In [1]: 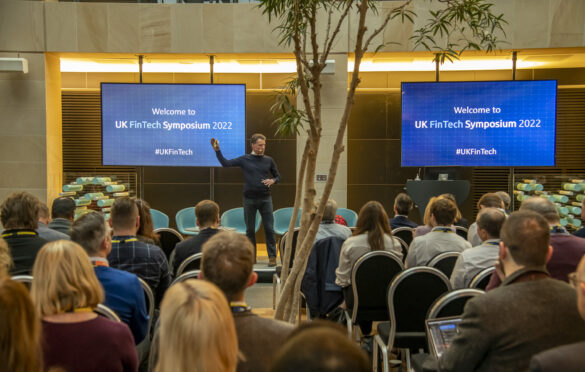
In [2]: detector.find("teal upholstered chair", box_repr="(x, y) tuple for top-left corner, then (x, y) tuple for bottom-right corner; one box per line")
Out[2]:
(150, 208), (169, 230)
(175, 207), (197, 236)
(337, 207), (358, 227)
(273, 207), (301, 236)
(220, 207), (261, 234)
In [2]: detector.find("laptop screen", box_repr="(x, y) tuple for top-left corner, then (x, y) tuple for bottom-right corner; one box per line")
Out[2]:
(426, 316), (462, 358)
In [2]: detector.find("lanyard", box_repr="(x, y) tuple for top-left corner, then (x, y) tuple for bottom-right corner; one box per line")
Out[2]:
(111, 238), (138, 243)
(92, 260), (109, 267)
(485, 241), (500, 246)
(230, 301), (251, 313)
(2, 231), (37, 238)
(67, 307), (93, 314)
(432, 227), (454, 233)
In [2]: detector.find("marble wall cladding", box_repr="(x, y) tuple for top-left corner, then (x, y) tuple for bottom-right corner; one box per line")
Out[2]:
(0, 1), (44, 52)
(77, 4), (108, 52)
(550, 0), (585, 47)
(45, 2), (77, 52)
(140, 5), (172, 53)
(171, 5), (203, 53)
(108, 4), (141, 53)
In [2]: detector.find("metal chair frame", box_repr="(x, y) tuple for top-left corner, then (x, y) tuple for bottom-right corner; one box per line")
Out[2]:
(137, 277), (155, 339)
(469, 266), (496, 289)
(11, 275), (33, 289)
(176, 253), (203, 277)
(170, 270), (200, 287)
(95, 304), (121, 322)
(427, 251), (462, 278)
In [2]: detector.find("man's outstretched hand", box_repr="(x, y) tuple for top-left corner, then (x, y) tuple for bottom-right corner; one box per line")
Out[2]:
(210, 138), (220, 152)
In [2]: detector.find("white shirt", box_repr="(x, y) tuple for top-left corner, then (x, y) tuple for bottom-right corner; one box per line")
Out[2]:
(406, 226), (472, 268)
(450, 238), (500, 289)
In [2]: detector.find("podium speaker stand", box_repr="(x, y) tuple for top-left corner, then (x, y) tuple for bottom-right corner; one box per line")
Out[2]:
(406, 180), (470, 221)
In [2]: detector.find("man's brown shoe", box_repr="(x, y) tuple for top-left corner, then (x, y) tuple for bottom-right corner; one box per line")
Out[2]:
(268, 256), (277, 267)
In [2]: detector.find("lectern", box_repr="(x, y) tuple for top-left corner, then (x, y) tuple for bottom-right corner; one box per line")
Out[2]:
(406, 180), (470, 221)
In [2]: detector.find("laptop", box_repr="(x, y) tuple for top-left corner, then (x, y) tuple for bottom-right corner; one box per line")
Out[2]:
(426, 316), (463, 358)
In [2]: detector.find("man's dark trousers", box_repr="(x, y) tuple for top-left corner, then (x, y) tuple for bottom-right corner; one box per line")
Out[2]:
(244, 196), (276, 258)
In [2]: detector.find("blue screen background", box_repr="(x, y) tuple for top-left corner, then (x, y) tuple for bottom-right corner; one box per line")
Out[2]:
(401, 81), (557, 166)
(102, 83), (246, 167)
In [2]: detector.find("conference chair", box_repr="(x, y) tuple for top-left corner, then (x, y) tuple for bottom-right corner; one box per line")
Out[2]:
(220, 207), (261, 234)
(470, 266), (496, 290)
(95, 304), (121, 322)
(175, 207), (197, 236)
(373, 267), (451, 372)
(11, 275), (33, 290)
(273, 207), (301, 236)
(454, 225), (469, 240)
(392, 227), (415, 247)
(137, 278), (155, 339)
(392, 236), (409, 262)
(153, 228), (183, 263)
(176, 253), (203, 277)
(170, 270), (200, 287)
(150, 208), (169, 230)
(428, 251), (462, 278)
(337, 208), (358, 227)
(426, 288), (484, 320)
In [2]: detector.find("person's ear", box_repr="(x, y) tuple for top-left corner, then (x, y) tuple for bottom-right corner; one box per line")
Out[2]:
(135, 214), (140, 230)
(247, 272), (258, 288)
(198, 271), (204, 280)
(108, 217), (113, 228)
(545, 245), (554, 263)
(580, 282), (585, 299)
(499, 241), (507, 260)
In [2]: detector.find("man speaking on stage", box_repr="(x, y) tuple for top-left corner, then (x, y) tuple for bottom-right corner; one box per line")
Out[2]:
(211, 134), (280, 267)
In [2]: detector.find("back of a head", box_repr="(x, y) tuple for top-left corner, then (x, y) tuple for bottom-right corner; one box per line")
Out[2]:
(0, 238), (12, 279)
(394, 193), (413, 216)
(38, 202), (50, 221)
(500, 210), (550, 267)
(135, 199), (157, 241)
(110, 197), (139, 231)
(195, 200), (220, 226)
(51, 197), (75, 220)
(495, 191), (511, 209)
(355, 201), (391, 251)
(71, 212), (108, 256)
(0, 279), (42, 372)
(519, 196), (560, 224)
(423, 196), (439, 226)
(156, 279), (238, 372)
(476, 208), (506, 239)
(201, 231), (254, 302)
(270, 324), (370, 372)
(431, 198), (457, 226)
(477, 193), (504, 209)
(1, 192), (40, 230)
(31, 240), (104, 316)
(323, 198), (338, 221)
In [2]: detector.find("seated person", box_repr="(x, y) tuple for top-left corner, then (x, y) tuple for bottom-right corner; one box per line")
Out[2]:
(467, 193), (504, 247)
(71, 211), (149, 344)
(1, 192), (47, 275)
(37, 201), (70, 242)
(173, 200), (221, 274)
(439, 211), (585, 372)
(32, 240), (137, 372)
(48, 196), (76, 236)
(496, 190), (511, 215)
(441, 193), (469, 229)
(314, 198), (352, 243)
(450, 208), (505, 289)
(135, 199), (159, 245)
(0, 238), (12, 279)
(414, 196), (439, 238)
(406, 198), (471, 267)
(389, 193), (417, 230)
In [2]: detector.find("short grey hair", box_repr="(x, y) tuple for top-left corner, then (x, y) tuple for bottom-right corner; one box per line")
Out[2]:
(519, 196), (559, 224)
(495, 191), (511, 209)
(323, 199), (338, 221)
(71, 212), (109, 256)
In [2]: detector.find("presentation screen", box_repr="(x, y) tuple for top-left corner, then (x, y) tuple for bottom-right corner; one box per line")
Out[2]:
(401, 80), (557, 167)
(101, 83), (246, 167)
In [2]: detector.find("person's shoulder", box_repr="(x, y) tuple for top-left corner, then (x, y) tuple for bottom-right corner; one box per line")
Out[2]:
(99, 265), (140, 283)
(235, 312), (295, 333)
(530, 341), (585, 372)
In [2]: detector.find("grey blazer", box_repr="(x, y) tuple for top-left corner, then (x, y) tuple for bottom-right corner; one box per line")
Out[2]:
(530, 341), (585, 372)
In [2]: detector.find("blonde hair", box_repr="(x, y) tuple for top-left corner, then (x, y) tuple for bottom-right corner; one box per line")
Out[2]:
(155, 280), (238, 372)
(31, 240), (104, 316)
(423, 196), (439, 226)
(0, 238), (12, 279)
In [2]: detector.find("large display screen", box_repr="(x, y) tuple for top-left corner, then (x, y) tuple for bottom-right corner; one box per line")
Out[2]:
(401, 80), (557, 167)
(101, 83), (246, 166)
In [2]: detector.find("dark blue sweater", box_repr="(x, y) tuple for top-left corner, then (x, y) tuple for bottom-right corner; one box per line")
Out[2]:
(216, 150), (280, 199)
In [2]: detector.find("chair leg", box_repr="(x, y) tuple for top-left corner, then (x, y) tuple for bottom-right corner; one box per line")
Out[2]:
(272, 274), (280, 310)
(344, 311), (353, 339)
(374, 335), (389, 372)
(405, 348), (411, 372)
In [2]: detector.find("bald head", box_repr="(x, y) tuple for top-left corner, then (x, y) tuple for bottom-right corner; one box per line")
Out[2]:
(476, 208), (506, 239)
(519, 197), (560, 225)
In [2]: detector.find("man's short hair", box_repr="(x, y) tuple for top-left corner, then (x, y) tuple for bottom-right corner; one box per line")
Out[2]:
(430, 198), (457, 226)
(323, 199), (338, 221)
(1, 192), (40, 230)
(476, 208), (506, 239)
(110, 197), (138, 231)
(519, 196), (560, 224)
(250, 133), (266, 144)
(51, 197), (75, 220)
(500, 210), (550, 267)
(394, 193), (414, 215)
(195, 200), (220, 226)
(478, 193), (504, 209)
(495, 191), (511, 209)
(38, 202), (50, 220)
(201, 231), (254, 302)
(71, 212), (108, 256)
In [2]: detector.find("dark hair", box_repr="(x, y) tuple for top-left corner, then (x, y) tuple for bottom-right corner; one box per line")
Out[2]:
(500, 211), (550, 267)
(495, 191), (511, 209)
(250, 133), (266, 144)
(1, 192), (40, 230)
(430, 198), (457, 226)
(111, 197), (138, 231)
(51, 197), (76, 220)
(519, 196), (560, 223)
(195, 200), (220, 227)
(477, 193), (504, 209)
(201, 231), (255, 302)
(476, 208), (506, 239)
(135, 199), (159, 243)
(394, 193), (413, 215)
(71, 212), (108, 256)
(38, 202), (50, 220)
(354, 201), (392, 251)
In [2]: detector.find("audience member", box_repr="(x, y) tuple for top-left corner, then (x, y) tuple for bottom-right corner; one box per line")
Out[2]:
(200, 231), (294, 372)
(467, 193), (505, 246)
(0, 192), (47, 275)
(32, 240), (137, 372)
(439, 211), (585, 372)
(496, 190), (511, 214)
(174, 199), (221, 273)
(107, 197), (171, 306)
(414, 196), (439, 237)
(36, 201), (70, 242)
(573, 197), (585, 238)
(135, 198), (159, 245)
(450, 208), (506, 288)
(0, 279), (43, 372)
(389, 193), (418, 230)
(48, 196), (75, 235)
(155, 279), (238, 372)
(314, 198), (352, 242)
(406, 198), (471, 268)
(71, 211), (149, 344)
(270, 321), (370, 372)
(0, 237), (12, 279)
(441, 193), (469, 229)
(530, 255), (585, 371)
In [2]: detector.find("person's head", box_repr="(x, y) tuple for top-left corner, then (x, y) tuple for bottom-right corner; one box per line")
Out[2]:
(423, 196), (439, 227)
(51, 197), (76, 221)
(477, 193), (504, 210)
(519, 196), (560, 225)
(31, 240), (104, 316)
(250, 133), (266, 155)
(394, 193), (413, 216)
(354, 201), (392, 252)
(135, 199), (158, 242)
(573, 256), (585, 321)
(323, 198), (338, 221)
(0, 280), (42, 372)
(0, 238), (13, 279)
(1, 192), (41, 230)
(495, 191), (511, 210)
(200, 231), (256, 302)
(71, 212), (110, 257)
(270, 321), (370, 372)
(499, 211), (552, 274)
(37, 202), (51, 225)
(430, 198), (457, 227)
(110, 197), (139, 234)
(156, 279), (238, 372)
(195, 200), (220, 229)
(439, 193), (462, 223)
(476, 208), (506, 241)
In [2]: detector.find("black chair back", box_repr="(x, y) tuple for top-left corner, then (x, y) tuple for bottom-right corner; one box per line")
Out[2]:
(454, 225), (468, 240)
(392, 227), (414, 247)
(154, 228), (183, 261)
(428, 251), (461, 278)
(427, 288), (484, 319)
(392, 236), (409, 262)
(470, 266), (496, 290)
(278, 227), (300, 269)
(176, 253), (202, 276)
